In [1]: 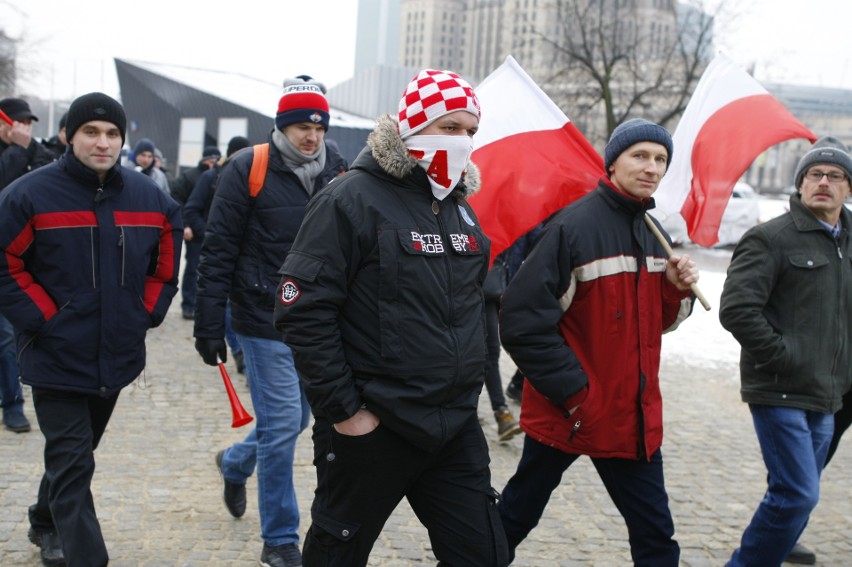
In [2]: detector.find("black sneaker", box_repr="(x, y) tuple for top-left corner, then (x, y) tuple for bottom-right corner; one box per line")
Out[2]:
(260, 542), (302, 567)
(28, 527), (66, 566)
(181, 308), (195, 320)
(4, 410), (31, 433)
(785, 542), (816, 565)
(215, 450), (246, 518)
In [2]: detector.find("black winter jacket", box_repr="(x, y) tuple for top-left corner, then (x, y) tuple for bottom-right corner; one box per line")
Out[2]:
(0, 138), (55, 189)
(273, 115), (490, 452)
(720, 193), (852, 413)
(0, 152), (182, 395)
(194, 133), (347, 341)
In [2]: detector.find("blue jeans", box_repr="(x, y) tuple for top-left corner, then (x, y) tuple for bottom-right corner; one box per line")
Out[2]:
(219, 334), (311, 546)
(727, 405), (834, 567)
(180, 239), (201, 312)
(0, 313), (23, 413)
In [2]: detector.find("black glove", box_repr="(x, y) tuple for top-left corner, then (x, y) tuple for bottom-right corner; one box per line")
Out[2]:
(195, 338), (227, 366)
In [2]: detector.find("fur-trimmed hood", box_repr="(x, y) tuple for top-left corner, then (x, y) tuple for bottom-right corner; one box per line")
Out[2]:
(366, 114), (481, 198)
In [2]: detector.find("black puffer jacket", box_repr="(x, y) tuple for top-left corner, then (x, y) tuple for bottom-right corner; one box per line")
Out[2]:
(194, 132), (347, 341)
(273, 115), (490, 452)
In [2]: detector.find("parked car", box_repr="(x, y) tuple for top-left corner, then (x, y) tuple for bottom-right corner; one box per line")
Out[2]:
(656, 182), (761, 247)
(716, 182), (761, 246)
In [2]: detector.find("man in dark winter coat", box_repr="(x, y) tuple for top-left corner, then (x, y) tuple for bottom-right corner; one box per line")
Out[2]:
(184, 136), (251, 371)
(194, 77), (347, 567)
(0, 97), (55, 189)
(171, 145), (221, 319)
(0, 97), (55, 435)
(720, 136), (852, 567)
(0, 92), (182, 567)
(497, 119), (698, 566)
(274, 69), (508, 567)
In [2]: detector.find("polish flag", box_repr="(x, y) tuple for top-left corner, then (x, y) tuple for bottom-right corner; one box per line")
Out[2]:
(469, 56), (604, 262)
(653, 52), (816, 247)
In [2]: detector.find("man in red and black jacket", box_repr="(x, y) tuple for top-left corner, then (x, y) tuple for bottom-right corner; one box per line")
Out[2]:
(0, 92), (182, 567)
(498, 119), (699, 566)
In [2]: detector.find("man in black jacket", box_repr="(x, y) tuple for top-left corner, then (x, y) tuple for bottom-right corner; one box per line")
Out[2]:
(274, 69), (507, 567)
(0, 97), (55, 436)
(171, 145), (221, 319)
(194, 77), (346, 567)
(720, 136), (852, 567)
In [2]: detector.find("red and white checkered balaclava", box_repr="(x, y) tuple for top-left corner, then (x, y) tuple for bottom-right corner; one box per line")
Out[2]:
(397, 70), (480, 139)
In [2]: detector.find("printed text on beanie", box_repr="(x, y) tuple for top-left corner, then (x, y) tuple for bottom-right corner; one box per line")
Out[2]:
(275, 84), (330, 131)
(398, 70), (480, 139)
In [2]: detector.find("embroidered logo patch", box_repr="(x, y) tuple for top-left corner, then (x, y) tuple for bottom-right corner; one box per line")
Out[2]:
(309, 112), (323, 124)
(411, 231), (445, 254)
(278, 279), (301, 304)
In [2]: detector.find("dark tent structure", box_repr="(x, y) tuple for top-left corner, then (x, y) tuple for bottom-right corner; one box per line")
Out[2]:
(114, 59), (374, 176)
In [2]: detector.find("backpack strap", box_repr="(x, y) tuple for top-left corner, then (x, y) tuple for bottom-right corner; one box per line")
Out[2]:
(248, 143), (270, 198)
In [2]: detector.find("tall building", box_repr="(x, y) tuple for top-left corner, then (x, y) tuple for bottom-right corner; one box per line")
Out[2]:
(399, 0), (467, 70)
(355, 0), (402, 74)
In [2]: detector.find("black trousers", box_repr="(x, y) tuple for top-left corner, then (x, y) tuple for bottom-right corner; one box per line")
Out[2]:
(499, 435), (680, 566)
(303, 415), (508, 566)
(29, 387), (119, 567)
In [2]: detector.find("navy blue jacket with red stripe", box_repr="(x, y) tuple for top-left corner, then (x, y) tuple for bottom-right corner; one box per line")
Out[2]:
(0, 151), (182, 396)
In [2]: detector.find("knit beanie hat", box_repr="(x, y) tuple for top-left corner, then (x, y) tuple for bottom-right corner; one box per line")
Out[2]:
(226, 136), (251, 157)
(58, 112), (67, 130)
(398, 69), (480, 139)
(65, 92), (127, 143)
(275, 78), (330, 132)
(793, 136), (852, 189)
(604, 118), (673, 171)
(134, 138), (155, 156)
(201, 145), (221, 161)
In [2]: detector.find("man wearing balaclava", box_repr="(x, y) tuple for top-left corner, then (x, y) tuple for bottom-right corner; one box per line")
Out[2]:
(273, 69), (507, 566)
(194, 76), (347, 567)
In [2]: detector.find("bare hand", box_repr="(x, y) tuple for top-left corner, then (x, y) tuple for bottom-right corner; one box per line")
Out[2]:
(333, 408), (379, 436)
(183, 227), (194, 241)
(666, 254), (699, 291)
(9, 121), (32, 148)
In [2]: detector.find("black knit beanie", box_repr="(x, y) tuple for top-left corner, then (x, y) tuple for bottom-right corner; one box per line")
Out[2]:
(65, 92), (127, 143)
(793, 136), (852, 189)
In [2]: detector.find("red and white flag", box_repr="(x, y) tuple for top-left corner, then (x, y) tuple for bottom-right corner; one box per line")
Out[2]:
(469, 56), (604, 263)
(654, 52), (816, 247)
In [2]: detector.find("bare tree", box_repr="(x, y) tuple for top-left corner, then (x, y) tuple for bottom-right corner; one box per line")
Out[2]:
(530, 0), (721, 146)
(0, 29), (17, 98)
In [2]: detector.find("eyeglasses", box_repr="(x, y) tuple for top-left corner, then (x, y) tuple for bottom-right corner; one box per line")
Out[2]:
(805, 169), (848, 183)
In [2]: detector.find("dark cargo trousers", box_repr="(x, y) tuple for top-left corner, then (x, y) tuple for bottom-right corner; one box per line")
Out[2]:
(302, 415), (509, 566)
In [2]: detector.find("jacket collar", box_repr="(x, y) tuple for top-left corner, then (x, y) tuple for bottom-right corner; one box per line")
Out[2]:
(62, 149), (123, 191)
(597, 178), (654, 215)
(789, 192), (852, 235)
(362, 114), (481, 198)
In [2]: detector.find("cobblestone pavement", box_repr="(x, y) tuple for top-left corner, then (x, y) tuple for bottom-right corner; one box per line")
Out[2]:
(1, 248), (851, 566)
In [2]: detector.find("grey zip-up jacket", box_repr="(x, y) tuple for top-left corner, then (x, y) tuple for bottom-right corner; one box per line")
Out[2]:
(720, 193), (852, 413)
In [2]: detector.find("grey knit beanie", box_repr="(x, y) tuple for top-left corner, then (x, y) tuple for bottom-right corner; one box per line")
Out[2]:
(793, 136), (852, 189)
(604, 118), (673, 172)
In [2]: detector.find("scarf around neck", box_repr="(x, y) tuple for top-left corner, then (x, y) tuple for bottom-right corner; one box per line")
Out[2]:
(272, 128), (327, 194)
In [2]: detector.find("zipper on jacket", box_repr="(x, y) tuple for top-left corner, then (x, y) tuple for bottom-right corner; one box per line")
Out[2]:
(17, 300), (71, 364)
(90, 227), (96, 288)
(118, 227), (126, 286)
(568, 419), (581, 441)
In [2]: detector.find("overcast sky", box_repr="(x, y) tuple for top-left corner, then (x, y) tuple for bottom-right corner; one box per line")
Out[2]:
(2, 0), (851, 107)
